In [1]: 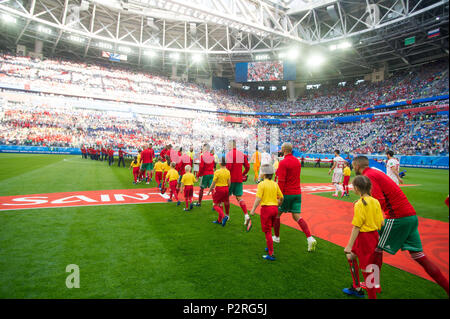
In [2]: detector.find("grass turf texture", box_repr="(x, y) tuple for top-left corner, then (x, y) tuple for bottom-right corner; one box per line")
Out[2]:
(0, 154), (448, 298)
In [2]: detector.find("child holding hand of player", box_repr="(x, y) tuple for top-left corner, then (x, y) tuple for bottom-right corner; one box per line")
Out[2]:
(129, 156), (141, 184)
(153, 156), (164, 190)
(180, 165), (197, 212)
(249, 164), (284, 261)
(342, 162), (351, 197)
(207, 157), (231, 226)
(343, 175), (384, 299)
(166, 162), (180, 205)
(160, 156), (171, 194)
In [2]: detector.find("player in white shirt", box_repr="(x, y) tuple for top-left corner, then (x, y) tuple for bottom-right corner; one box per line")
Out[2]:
(386, 150), (403, 185)
(328, 150), (346, 197)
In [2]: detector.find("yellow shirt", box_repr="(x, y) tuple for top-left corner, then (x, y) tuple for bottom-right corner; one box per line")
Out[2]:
(181, 172), (196, 186)
(136, 154), (142, 165)
(162, 162), (170, 172)
(130, 161), (140, 168)
(154, 161), (164, 172)
(166, 168), (179, 182)
(213, 168), (231, 187)
(256, 179), (283, 206)
(188, 151), (195, 161)
(344, 166), (351, 176)
(352, 196), (384, 232)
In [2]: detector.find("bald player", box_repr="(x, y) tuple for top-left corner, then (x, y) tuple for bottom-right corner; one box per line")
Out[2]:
(353, 156), (448, 296)
(274, 142), (317, 252)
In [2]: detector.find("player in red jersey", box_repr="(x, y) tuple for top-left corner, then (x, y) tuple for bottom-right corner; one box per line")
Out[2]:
(274, 142), (317, 251)
(353, 156), (449, 296)
(140, 144), (155, 184)
(118, 148), (127, 167)
(225, 140), (250, 225)
(80, 146), (86, 159)
(195, 144), (216, 207)
(108, 147), (114, 166)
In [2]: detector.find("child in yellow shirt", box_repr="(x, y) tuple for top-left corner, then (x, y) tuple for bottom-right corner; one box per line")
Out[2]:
(180, 165), (197, 212)
(129, 156), (141, 184)
(165, 162), (180, 204)
(343, 175), (384, 299)
(249, 164), (284, 261)
(342, 161), (351, 197)
(153, 156), (164, 190)
(207, 157), (231, 226)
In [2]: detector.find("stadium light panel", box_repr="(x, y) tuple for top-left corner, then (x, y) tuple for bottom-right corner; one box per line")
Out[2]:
(255, 54), (269, 61)
(287, 48), (299, 60)
(307, 54), (325, 68)
(118, 46), (132, 53)
(38, 25), (52, 35)
(68, 35), (85, 43)
(329, 44), (337, 51)
(98, 42), (112, 50)
(338, 41), (352, 49)
(169, 52), (180, 61)
(2, 13), (17, 24)
(144, 50), (156, 57)
(192, 54), (202, 63)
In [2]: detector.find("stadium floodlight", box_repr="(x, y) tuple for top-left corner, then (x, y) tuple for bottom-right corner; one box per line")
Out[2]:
(98, 42), (112, 50)
(118, 46), (132, 53)
(255, 54), (269, 61)
(287, 48), (299, 60)
(192, 54), (202, 63)
(169, 52), (180, 61)
(307, 54), (325, 68)
(1, 13), (17, 24)
(38, 25), (52, 35)
(329, 44), (337, 51)
(144, 50), (156, 57)
(68, 35), (85, 43)
(337, 41), (352, 49)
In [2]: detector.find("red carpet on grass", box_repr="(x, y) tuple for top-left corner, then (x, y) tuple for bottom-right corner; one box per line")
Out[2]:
(0, 183), (448, 282)
(237, 184), (449, 283)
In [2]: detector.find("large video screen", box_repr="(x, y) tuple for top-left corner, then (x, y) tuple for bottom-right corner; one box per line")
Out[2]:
(235, 61), (296, 82)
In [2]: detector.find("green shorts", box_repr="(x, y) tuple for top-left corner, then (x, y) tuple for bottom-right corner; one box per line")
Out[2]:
(200, 174), (214, 189)
(229, 182), (243, 197)
(141, 163), (153, 171)
(279, 194), (302, 214)
(378, 215), (423, 255)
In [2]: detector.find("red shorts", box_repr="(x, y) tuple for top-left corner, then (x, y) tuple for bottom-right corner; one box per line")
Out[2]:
(155, 171), (162, 181)
(213, 186), (229, 204)
(260, 206), (278, 233)
(184, 185), (193, 198)
(343, 176), (350, 185)
(352, 231), (379, 270)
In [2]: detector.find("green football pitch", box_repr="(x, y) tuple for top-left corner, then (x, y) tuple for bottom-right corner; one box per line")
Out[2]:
(0, 154), (448, 299)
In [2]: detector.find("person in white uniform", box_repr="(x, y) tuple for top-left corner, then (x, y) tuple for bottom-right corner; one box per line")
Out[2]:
(328, 149), (346, 197)
(386, 150), (403, 185)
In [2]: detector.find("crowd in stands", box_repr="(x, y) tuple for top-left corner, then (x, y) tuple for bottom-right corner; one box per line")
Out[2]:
(0, 54), (448, 114)
(280, 113), (449, 156)
(0, 53), (448, 156)
(0, 99), (448, 156)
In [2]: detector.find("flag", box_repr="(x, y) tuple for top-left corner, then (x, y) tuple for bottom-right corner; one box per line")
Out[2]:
(101, 51), (127, 62)
(428, 28), (440, 39)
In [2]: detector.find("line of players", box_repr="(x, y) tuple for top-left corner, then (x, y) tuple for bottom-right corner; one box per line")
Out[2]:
(328, 150), (403, 198)
(105, 141), (448, 299)
(80, 145), (130, 167)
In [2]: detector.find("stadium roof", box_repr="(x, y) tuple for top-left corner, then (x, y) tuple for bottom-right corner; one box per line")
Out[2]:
(0, 0), (448, 81)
